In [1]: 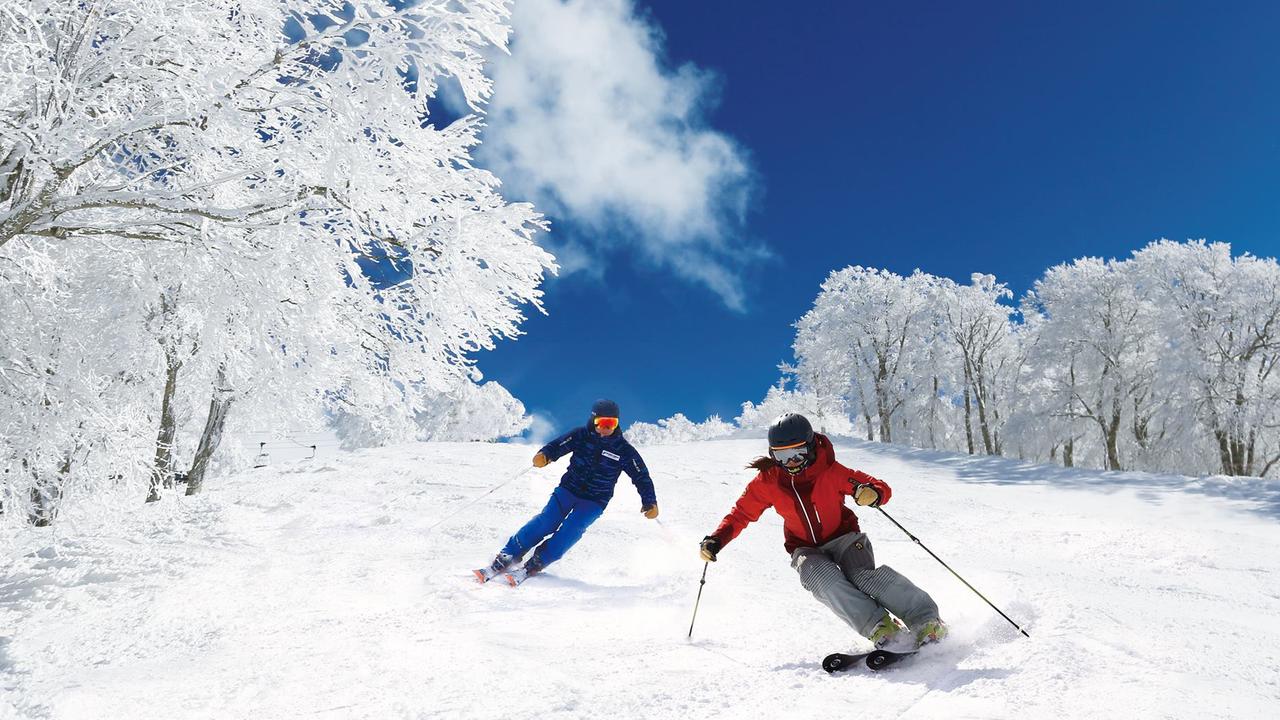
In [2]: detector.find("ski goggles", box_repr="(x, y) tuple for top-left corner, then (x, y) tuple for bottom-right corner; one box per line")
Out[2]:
(770, 441), (810, 465)
(594, 416), (620, 431)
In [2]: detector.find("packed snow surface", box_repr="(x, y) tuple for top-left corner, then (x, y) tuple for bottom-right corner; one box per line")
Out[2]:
(3, 437), (1279, 719)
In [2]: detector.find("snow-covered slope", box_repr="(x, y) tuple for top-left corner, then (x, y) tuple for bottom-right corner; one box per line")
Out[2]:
(3, 437), (1278, 719)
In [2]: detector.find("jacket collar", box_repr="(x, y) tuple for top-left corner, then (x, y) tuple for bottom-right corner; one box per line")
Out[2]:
(584, 425), (624, 446)
(788, 433), (834, 483)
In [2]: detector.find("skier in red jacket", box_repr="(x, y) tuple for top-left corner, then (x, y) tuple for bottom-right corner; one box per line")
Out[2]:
(700, 413), (947, 651)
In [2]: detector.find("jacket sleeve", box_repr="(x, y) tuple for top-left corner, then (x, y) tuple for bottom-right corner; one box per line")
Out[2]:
(623, 446), (657, 507)
(710, 475), (773, 547)
(842, 466), (893, 506)
(539, 427), (582, 463)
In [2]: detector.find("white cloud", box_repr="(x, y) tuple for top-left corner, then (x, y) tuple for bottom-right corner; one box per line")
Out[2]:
(518, 411), (560, 447)
(477, 0), (761, 309)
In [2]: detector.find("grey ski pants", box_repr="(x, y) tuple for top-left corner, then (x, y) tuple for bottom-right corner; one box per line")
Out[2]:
(790, 531), (940, 638)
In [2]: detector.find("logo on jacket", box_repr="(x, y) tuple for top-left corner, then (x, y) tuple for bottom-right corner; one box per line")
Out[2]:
(601, 450), (621, 461)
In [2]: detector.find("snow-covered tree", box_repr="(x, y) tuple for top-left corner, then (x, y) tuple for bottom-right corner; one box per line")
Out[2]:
(1131, 240), (1280, 476)
(1019, 258), (1158, 470)
(0, 242), (155, 524)
(936, 274), (1016, 455)
(775, 241), (1280, 478)
(336, 375), (531, 447)
(1, 0), (516, 251)
(794, 267), (936, 444)
(626, 413), (735, 445)
(735, 381), (854, 437)
(1, 1), (555, 523)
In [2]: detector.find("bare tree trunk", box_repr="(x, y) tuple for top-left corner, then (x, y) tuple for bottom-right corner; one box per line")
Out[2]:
(29, 456), (70, 526)
(1221, 432), (1249, 476)
(186, 368), (234, 496)
(874, 362), (892, 443)
(962, 385), (975, 455)
(1215, 430), (1234, 475)
(0, 142), (28, 204)
(1132, 396), (1151, 451)
(973, 367), (995, 455)
(877, 396), (892, 443)
(1245, 429), (1257, 477)
(851, 375), (875, 441)
(1100, 394), (1122, 471)
(1063, 437), (1075, 468)
(927, 376), (939, 449)
(146, 350), (182, 503)
(992, 405), (1003, 456)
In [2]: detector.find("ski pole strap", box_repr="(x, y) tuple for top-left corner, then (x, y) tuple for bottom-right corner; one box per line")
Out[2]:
(876, 507), (1031, 638)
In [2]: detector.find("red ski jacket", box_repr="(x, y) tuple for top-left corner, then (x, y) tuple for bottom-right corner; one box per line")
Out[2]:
(710, 434), (892, 555)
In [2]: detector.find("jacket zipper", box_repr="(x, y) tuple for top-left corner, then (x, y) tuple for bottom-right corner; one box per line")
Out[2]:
(790, 476), (819, 544)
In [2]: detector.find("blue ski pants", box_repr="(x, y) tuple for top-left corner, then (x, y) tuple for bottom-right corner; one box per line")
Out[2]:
(501, 487), (605, 567)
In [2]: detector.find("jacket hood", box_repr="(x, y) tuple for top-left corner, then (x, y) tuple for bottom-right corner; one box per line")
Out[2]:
(796, 433), (836, 480)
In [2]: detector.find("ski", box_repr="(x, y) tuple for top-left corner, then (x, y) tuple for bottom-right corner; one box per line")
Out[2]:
(504, 566), (533, 586)
(473, 553), (516, 584)
(822, 651), (872, 674)
(864, 649), (917, 670)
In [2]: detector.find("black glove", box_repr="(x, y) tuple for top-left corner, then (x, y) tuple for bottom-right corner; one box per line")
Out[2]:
(699, 536), (722, 562)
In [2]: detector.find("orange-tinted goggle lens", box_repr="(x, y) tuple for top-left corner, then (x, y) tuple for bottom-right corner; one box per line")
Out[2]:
(770, 441), (809, 464)
(595, 416), (619, 431)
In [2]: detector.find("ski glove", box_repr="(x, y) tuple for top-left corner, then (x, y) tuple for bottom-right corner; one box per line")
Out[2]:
(642, 504), (659, 519)
(532, 452), (549, 468)
(853, 483), (881, 507)
(699, 536), (721, 562)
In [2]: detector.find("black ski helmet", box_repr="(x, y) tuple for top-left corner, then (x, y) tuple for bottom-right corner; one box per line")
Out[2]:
(591, 398), (620, 421)
(768, 412), (814, 449)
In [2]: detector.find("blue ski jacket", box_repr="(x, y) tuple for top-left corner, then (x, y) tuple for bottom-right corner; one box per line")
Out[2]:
(538, 426), (656, 508)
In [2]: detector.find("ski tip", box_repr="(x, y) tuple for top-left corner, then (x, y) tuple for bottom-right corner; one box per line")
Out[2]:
(821, 651), (870, 674)
(472, 569), (487, 584)
(505, 573), (518, 587)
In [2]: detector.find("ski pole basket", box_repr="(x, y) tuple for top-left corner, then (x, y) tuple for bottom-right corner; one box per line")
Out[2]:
(253, 442), (270, 469)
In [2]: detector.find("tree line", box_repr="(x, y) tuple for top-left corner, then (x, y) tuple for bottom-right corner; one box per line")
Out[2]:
(791, 240), (1280, 478)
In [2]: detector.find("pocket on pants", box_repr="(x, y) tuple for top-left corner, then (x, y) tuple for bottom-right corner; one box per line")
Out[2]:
(837, 532), (875, 572)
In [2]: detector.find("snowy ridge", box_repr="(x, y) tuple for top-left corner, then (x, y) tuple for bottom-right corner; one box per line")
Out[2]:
(2, 438), (1278, 719)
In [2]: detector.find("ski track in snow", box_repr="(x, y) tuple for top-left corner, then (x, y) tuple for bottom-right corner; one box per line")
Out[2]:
(2, 438), (1279, 719)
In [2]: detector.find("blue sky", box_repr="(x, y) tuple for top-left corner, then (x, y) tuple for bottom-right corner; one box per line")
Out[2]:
(473, 0), (1280, 431)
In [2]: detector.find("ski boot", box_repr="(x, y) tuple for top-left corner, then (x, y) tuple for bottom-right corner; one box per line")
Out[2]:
(915, 619), (949, 647)
(472, 552), (515, 584)
(868, 611), (913, 652)
(505, 555), (545, 587)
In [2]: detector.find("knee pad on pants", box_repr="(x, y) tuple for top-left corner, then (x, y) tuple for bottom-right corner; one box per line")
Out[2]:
(793, 552), (845, 596)
(850, 564), (939, 627)
(849, 564), (909, 601)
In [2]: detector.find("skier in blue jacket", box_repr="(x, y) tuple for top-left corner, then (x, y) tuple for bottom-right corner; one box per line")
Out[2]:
(474, 399), (659, 586)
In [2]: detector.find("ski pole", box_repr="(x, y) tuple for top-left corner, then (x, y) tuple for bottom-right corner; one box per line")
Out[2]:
(423, 462), (534, 535)
(653, 518), (682, 548)
(876, 506), (1030, 638)
(687, 562), (709, 639)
